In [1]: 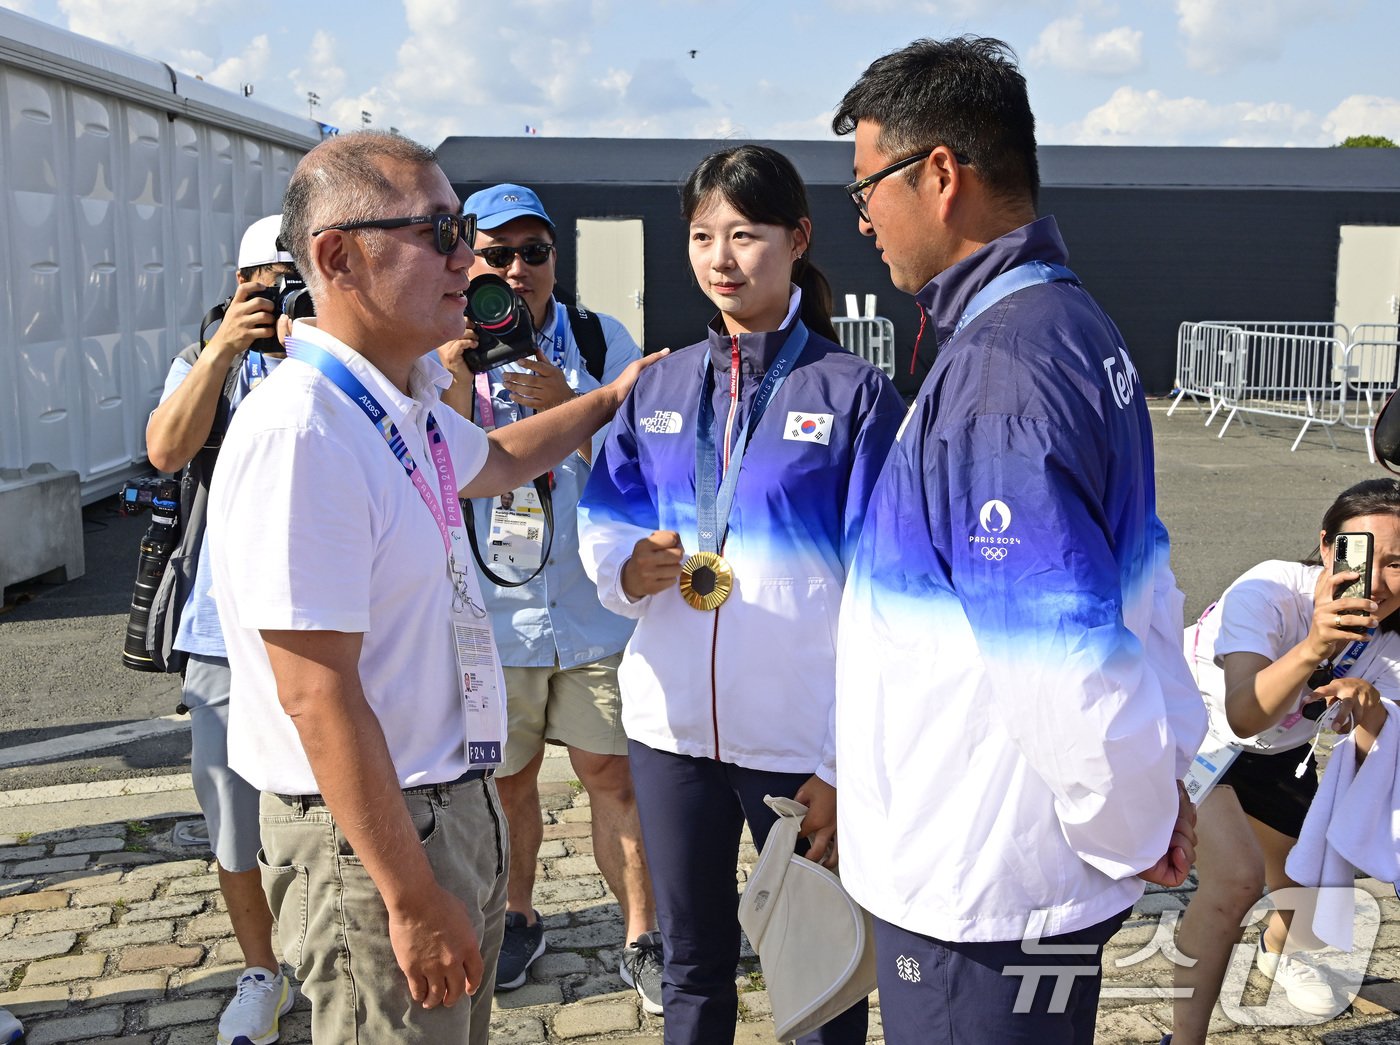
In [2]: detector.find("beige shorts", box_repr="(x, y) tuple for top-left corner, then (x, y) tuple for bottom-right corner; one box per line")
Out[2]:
(501, 652), (626, 776)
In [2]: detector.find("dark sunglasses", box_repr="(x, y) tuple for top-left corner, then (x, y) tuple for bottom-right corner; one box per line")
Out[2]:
(844, 148), (971, 223)
(311, 212), (478, 256)
(476, 243), (556, 269)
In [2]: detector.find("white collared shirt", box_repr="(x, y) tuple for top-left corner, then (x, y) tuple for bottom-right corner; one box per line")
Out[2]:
(208, 320), (493, 794)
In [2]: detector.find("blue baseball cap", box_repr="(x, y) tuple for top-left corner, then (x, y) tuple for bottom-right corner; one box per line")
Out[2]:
(463, 183), (555, 233)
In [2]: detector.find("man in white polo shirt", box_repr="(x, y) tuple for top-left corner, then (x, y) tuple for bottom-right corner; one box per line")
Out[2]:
(206, 130), (659, 1044)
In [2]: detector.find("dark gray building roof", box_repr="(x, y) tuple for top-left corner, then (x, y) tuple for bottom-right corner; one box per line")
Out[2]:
(436, 136), (1400, 192)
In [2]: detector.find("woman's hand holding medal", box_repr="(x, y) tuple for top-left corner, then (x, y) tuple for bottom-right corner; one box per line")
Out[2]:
(621, 531), (685, 601)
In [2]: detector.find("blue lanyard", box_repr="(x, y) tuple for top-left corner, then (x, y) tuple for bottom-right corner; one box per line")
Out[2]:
(243, 351), (270, 388)
(1329, 632), (1374, 679)
(694, 323), (809, 553)
(951, 260), (1079, 338)
(284, 339), (464, 558)
(544, 301), (567, 368)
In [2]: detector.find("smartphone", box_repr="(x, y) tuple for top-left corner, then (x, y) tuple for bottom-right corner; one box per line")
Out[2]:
(1331, 530), (1373, 613)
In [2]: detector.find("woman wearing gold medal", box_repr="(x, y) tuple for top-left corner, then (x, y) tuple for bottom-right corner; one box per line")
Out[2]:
(578, 145), (904, 1045)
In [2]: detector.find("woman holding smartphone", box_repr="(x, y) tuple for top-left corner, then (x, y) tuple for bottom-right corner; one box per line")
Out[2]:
(577, 144), (904, 1045)
(1169, 478), (1400, 1044)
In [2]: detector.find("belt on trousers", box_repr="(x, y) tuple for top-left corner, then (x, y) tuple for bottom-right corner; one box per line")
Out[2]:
(274, 767), (493, 809)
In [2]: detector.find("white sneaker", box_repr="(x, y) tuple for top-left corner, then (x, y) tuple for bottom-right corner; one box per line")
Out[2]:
(0, 1006), (23, 1044)
(1254, 937), (1343, 1017)
(217, 967), (296, 1045)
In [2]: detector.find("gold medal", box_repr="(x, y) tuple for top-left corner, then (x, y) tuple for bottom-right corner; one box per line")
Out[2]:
(679, 551), (734, 610)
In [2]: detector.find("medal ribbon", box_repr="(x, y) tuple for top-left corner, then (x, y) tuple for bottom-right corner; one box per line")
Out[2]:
(694, 322), (809, 554)
(286, 339), (463, 559)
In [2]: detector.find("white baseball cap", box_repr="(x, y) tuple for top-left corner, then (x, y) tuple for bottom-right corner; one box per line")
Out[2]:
(238, 214), (295, 269)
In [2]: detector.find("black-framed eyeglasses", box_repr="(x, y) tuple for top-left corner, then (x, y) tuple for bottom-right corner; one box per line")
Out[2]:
(844, 148), (970, 222)
(311, 212), (478, 256)
(476, 243), (555, 269)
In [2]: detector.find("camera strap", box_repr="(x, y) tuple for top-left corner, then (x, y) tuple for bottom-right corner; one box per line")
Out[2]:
(462, 371), (555, 587)
(198, 300), (229, 350)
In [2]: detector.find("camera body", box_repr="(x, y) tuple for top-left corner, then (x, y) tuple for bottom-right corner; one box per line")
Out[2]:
(119, 476), (180, 517)
(246, 274), (315, 354)
(461, 273), (538, 372)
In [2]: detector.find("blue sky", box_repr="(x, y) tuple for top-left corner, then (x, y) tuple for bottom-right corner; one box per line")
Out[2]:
(3, 0), (1398, 148)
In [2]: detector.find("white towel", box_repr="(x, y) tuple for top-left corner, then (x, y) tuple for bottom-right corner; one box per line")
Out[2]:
(1285, 699), (1400, 949)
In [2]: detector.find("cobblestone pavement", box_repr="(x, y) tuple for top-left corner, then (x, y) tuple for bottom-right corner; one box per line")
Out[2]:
(2, 745), (1399, 1044)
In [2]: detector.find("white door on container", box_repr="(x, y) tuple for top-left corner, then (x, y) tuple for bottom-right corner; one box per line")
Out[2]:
(575, 218), (644, 347)
(1336, 225), (1400, 382)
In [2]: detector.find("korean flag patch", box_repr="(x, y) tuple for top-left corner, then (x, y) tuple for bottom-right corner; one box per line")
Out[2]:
(784, 411), (832, 444)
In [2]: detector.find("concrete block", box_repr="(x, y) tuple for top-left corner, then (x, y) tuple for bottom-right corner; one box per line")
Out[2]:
(0, 466), (84, 596)
(23, 952), (107, 985)
(24, 1006), (122, 1045)
(552, 996), (639, 1038)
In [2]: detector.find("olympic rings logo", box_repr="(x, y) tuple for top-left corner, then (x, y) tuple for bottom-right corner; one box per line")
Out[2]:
(981, 547), (1008, 561)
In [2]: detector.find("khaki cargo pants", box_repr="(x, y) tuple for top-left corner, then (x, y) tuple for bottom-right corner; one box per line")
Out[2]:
(259, 774), (509, 1044)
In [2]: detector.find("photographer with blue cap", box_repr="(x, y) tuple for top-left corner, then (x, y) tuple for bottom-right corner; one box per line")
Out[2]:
(437, 183), (662, 1012)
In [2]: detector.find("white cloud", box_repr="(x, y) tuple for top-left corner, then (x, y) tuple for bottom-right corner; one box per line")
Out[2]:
(373, 0), (725, 143)
(56, 0), (242, 54)
(1029, 16), (1143, 76)
(1323, 95), (1400, 145)
(202, 34), (271, 95)
(1175, 0), (1360, 74)
(0, 0), (38, 15)
(1061, 86), (1320, 146)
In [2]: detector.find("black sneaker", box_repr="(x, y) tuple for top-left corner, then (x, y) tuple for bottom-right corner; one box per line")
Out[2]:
(495, 910), (546, 991)
(620, 930), (664, 1015)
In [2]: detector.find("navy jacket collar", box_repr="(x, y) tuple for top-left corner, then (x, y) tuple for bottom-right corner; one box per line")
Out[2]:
(705, 315), (801, 377)
(915, 215), (1069, 347)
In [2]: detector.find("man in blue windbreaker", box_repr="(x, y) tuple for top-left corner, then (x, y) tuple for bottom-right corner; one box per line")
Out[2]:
(829, 37), (1208, 1044)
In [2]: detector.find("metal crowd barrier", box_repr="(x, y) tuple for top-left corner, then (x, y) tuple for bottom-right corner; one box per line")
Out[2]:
(834, 316), (897, 378)
(1167, 321), (1242, 425)
(1339, 325), (1400, 461)
(1170, 321), (1400, 455)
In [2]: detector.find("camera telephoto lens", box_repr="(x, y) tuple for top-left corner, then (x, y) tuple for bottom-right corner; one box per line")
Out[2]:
(462, 274), (538, 372)
(465, 277), (519, 330)
(121, 507), (179, 671)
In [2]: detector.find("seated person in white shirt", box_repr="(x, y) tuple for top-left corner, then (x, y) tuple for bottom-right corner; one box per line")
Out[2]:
(1172, 479), (1399, 1044)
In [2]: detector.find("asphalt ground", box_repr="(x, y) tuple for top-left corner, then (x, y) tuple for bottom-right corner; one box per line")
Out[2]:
(0, 397), (1389, 792)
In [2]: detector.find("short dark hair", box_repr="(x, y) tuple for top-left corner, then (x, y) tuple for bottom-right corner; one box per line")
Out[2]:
(680, 144), (838, 344)
(832, 36), (1039, 208)
(281, 130), (439, 300)
(236, 261), (296, 284)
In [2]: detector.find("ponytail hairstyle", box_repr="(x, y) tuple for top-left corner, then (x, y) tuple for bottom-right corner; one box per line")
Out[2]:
(1305, 477), (1400, 634)
(680, 144), (840, 344)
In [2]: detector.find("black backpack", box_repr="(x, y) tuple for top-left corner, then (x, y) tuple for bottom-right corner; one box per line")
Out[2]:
(563, 298), (608, 382)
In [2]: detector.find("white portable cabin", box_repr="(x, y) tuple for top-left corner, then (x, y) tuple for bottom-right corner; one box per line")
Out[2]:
(0, 9), (321, 593)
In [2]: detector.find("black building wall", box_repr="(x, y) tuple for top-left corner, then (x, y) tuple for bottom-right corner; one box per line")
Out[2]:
(1046, 188), (1400, 396)
(443, 139), (1400, 399)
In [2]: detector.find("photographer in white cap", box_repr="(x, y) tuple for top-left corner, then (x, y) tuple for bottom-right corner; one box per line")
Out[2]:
(145, 214), (300, 1044)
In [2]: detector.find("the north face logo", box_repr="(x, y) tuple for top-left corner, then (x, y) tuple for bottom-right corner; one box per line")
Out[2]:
(639, 410), (683, 435)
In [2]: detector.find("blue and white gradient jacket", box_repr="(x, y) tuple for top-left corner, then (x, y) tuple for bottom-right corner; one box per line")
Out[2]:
(579, 293), (905, 782)
(835, 217), (1207, 942)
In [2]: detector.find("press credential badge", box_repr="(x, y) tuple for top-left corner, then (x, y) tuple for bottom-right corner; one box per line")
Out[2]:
(488, 484), (545, 569)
